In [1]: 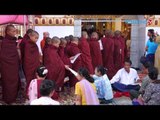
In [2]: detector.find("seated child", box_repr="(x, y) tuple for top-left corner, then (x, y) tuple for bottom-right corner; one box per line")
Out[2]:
(28, 66), (48, 103)
(30, 79), (60, 105)
(93, 66), (113, 104)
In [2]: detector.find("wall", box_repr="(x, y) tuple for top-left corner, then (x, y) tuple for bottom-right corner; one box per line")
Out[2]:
(35, 26), (74, 54)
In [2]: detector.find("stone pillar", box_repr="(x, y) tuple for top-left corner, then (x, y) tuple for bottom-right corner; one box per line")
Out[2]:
(74, 19), (81, 37)
(130, 15), (146, 69)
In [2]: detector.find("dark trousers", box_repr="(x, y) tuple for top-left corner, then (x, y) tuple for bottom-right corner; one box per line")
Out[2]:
(146, 54), (155, 65)
(112, 82), (140, 92)
(99, 98), (113, 104)
(129, 89), (140, 100)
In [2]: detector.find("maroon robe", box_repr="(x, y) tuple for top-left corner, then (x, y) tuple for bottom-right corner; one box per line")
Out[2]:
(58, 46), (72, 78)
(113, 36), (125, 72)
(43, 45), (65, 88)
(20, 34), (30, 63)
(0, 35), (19, 104)
(22, 40), (40, 90)
(66, 43), (82, 87)
(58, 46), (71, 67)
(101, 37), (116, 79)
(89, 38), (103, 70)
(79, 37), (94, 74)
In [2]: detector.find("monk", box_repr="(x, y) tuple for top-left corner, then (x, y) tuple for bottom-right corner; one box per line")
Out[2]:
(58, 38), (72, 67)
(113, 30), (125, 72)
(40, 32), (49, 51)
(79, 31), (94, 74)
(43, 36), (65, 90)
(66, 37), (83, 87)
(0, 25), (19, 104)
(58, 38), (72, 85)
(101, 30), (116, 79)
(22, 31), (40, 91)
(20, 29), (33, 62)
(89, 32), (103, 70)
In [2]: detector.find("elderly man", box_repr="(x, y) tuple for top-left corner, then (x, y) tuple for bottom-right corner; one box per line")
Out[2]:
(40, 32), (50, 51)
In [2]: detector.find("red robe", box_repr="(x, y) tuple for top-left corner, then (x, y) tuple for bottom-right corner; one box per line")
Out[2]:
(40, 37), (46, 52)
(43, 45), (65, 88)
(79, 37), (94, 74)
(0, 35), (19, 104)
(20, 34), (30, 63)
(58, 46), (72, 77)
(89, 38), (103, 70)
(23, 40), (40, 90)
(101, 37), (116, 79)
(113, 36), (125, 72)
(66, 43), (82, 87)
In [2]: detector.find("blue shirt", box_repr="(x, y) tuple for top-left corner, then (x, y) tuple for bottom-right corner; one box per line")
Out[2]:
(93, 74), (113, 100)
(146, 39), (158, 55)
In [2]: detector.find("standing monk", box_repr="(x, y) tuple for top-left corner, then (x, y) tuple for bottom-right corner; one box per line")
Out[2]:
(66, 37), (83, 87)
(43, 37), (65, 90)
(0, 25), (19, 104)
(79, 31), (94, 74)
(0, 36), (3, 81)
(89, 32), (103, 70)
(22, 31), (40, 91)
(20, 29), (33, 62)
(101, 30), (116, 79)
(113, 30), (125, 72)
(40, 32), (50, 52)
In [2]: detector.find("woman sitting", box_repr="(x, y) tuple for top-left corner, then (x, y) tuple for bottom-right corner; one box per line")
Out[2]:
(65, 65), (99, 105)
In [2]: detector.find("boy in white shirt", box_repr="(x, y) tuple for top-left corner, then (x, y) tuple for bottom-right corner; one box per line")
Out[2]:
(110, 59), (140, 92)
(30, 79), (60, 105)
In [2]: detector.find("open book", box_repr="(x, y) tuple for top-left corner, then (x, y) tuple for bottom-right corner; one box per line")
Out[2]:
(70, 53), (81, 64)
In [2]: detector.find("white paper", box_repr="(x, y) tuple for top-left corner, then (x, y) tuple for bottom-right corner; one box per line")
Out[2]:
(70, 53), (81, 64)
(68, 68), (78, 76)
(98, 39), (103, 50)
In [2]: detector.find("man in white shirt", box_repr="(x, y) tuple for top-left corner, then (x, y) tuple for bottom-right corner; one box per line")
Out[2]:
(110, 59), (140, 92)
(30, 79), (60, 105)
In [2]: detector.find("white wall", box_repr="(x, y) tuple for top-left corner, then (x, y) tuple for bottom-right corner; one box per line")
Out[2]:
(35, 26), (74, 54)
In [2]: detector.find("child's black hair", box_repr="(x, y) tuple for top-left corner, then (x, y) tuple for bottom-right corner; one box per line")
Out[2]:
(96, 65), (107, 76)
(40, 79), (55, 96)
(36, 66), (48, 78)
(78, 68), (94, 83)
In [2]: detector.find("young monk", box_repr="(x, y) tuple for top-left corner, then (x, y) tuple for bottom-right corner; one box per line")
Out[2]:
(22, 30), (40, 91)
(66, 37), (82, 87)
(58, 38), (71, 67)
(79, 31), (94, 74)
(89, 32), (103, 70)
(28, 66), (48, 103)
(58, 38), (72, 82)
(113, 30), (125, 72)
(43, 36), (65, 90)
(0, 25), (19, 104)
(20, 29), (33, 62)
(65, 66), (99, 105)
(101, 30), (116, 79)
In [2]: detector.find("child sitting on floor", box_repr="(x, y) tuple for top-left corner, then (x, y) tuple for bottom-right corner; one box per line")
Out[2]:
(93, 66), (113, 104)
(28, 66), (48, 103)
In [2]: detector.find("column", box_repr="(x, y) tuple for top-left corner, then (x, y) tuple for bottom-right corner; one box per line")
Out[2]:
(130, 15), (146, 69)
(74, 19), (81, 37)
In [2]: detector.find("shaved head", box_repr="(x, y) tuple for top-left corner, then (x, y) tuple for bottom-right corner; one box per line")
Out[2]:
(5, 24), (17, 37)
(43, 32), (49, 38)
(51, 36), (60, 48)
